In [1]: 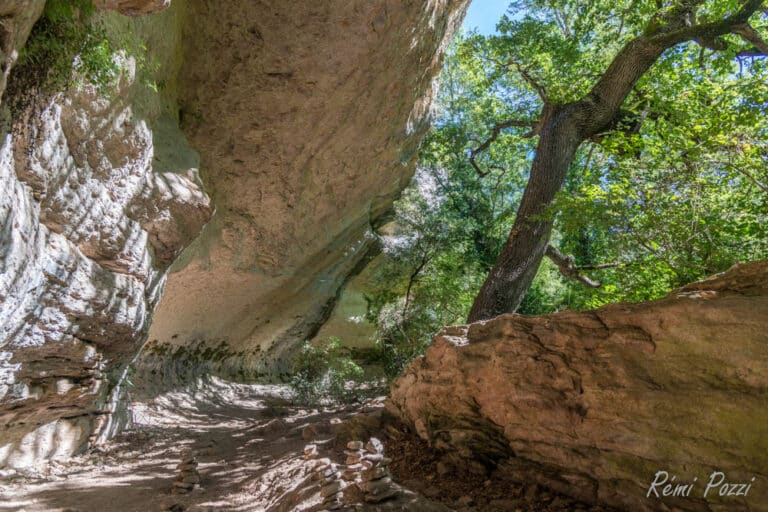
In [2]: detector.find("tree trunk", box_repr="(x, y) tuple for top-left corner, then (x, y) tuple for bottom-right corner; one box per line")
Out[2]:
(468, 105), (583, 321)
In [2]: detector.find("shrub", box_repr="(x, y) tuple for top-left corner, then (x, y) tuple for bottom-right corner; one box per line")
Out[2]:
(289, 337), (365, 405)
(18, 0), (119, 94)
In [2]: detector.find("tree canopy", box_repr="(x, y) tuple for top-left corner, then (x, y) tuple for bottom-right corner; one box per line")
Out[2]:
(363, 0), (768, 373)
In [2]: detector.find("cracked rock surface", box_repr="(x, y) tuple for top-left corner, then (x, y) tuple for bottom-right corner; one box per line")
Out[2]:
(388, 261), (768, 512)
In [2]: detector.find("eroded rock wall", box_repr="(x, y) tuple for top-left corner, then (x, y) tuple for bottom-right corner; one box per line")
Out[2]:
(0, 4), (212, 467)
(388, 261), (768, 512)
(144, 0), (469, 380)
(1, 0), (469, 465)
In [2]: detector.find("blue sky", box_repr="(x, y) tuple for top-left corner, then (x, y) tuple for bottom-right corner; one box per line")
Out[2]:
(461, 0), (510, 35)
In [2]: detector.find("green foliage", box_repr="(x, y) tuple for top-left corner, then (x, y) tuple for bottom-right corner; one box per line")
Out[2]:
(18, 0), (119, 93)
(16, 0), (161, 97)
(548, 30), (768, 308)
(289, 337), (365, 405)
(362, 40), (532, 373)
(362, 0), (768, 369)
(453, 0), (767, 312)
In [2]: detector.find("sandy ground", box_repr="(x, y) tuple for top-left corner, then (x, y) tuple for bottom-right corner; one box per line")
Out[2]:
(0, 379), (362, 512)
(0, 380), (616, 512)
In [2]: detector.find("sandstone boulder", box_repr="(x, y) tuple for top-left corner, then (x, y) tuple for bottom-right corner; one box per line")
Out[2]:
(388, 261), (768, 512)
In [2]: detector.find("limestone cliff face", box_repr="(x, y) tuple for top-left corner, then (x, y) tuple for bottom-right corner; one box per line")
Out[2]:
(388, 261), (768, 512)
(0, 4), (211, 467)
(145, 0), (469, 379)
(0, 0), (468, 466)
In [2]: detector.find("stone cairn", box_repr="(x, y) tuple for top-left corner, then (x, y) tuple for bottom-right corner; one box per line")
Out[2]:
(305, 444), (346, 510)
(172, 448), (201, 494)
(343, 437), (398, 504)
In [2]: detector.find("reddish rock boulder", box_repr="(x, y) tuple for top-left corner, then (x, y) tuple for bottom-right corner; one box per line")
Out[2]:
(388, 261), (768, 512)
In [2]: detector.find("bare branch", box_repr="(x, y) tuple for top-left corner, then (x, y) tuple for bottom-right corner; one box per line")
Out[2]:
(469, 119), (537, 177)
(577, 261), (628, 271)
(734, 23), (768, 55)
(402, 254), (430, 319)
(694, 35), (729, 51)
(545, 245), (630, 287)
(508, 59), (549, 103)
(483, 55), (549, 103)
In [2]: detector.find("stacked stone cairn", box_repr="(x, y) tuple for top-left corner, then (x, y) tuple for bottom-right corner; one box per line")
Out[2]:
(305, 444), (346, 510)
(343, 438), (398, 504)
(341, 440), (365, 482)
(173, 448), (201, 494)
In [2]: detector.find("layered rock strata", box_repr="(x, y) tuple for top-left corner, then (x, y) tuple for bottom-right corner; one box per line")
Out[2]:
(388, 261), (768, 512)
(0, 4), (211, 467)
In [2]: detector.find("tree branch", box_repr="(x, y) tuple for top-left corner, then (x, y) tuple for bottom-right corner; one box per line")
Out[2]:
(650, 0), (764, 46)
(577, 261), (628, 271)
(584, 0), (765, 135)
(508, 59), (549, 103)
(717, 160), (768, 193)
(402, 254), (430, 319)
(545, 245), (601, 288)
(733, 23), (768, 55)
(544, 245), (627, 288)
(469, 119), (537, 177)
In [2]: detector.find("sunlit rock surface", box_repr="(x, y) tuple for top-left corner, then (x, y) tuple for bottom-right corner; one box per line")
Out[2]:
(0, 5), (212, 467)
(388, 261), (768, 512)
(145, 0), (469, 379)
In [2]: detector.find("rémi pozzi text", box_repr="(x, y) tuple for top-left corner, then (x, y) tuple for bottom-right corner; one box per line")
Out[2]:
(647, 471), (756, 499)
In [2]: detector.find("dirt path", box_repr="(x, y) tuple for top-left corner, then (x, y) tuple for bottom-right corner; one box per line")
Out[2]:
(0, 379), (362, 512)
(1, 379), (616, 512)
